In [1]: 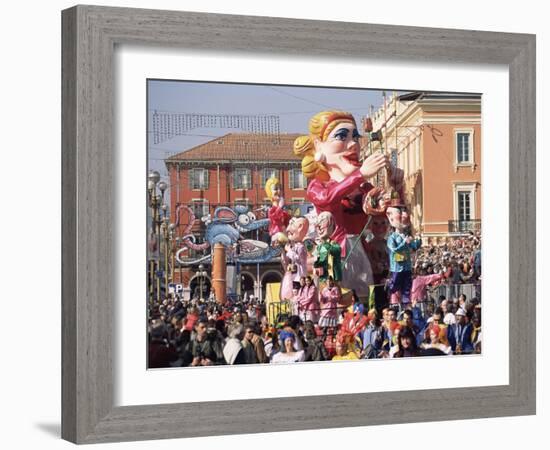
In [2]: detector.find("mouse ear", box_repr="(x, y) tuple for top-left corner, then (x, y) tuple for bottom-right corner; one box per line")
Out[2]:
(213, 206), (237, 223)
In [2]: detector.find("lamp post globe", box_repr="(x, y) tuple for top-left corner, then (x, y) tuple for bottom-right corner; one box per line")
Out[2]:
(148, 170), (160, 185)
(157, 180), (167, 193)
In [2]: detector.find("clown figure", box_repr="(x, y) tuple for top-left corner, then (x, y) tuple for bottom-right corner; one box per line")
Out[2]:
(280, 216), (310, 301)
(313, 211), (342, 283)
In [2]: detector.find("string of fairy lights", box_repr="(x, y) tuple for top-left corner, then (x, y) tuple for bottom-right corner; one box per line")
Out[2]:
(150, 112), (281, 145)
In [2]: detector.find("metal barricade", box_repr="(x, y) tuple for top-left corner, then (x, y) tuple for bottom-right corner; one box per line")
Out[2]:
(429, 283), (481, 305)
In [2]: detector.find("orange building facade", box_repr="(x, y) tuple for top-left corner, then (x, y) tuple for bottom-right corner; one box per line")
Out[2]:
(369, 92), (482, 242)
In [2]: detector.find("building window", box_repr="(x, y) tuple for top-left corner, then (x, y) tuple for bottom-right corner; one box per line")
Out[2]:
(191, 199), (209, 219)
(289, 169), (306, 189)
(455, 129), (474, 165)
(233, 168), (252, 189)
(453, 182), (477, 225)
(457, 191), (471, 221)
(189, 168), (209, 190)
(262, 168), (280, 186)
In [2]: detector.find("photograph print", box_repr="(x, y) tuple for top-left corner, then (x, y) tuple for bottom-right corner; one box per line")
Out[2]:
(146, 80), (482, 368)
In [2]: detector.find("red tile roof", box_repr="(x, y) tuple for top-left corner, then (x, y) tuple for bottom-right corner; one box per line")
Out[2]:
(166, 133), (302, 163)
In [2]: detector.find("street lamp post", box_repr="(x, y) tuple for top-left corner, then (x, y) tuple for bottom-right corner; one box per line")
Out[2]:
(147, 170), (171, 303)
(197, 263), (207, 302)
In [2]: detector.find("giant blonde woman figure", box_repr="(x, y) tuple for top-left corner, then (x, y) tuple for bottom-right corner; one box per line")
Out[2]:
(294, 111), (389, 298)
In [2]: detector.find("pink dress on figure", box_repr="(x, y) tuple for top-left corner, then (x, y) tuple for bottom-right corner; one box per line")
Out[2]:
(268, 204), (290, 235)
(298, 284), (320, 323)
(280, 243), (308, 301)
(319, 286), (341, 328)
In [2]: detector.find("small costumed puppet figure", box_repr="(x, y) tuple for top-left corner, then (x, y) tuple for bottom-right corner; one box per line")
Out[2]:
(298, 275), (319, 324)
(313, 211), (342, 283)
(386, 193), (422, 308)
(280, 216), (310, 301)
(363, 187), (391, 312)
(318, 275), (342, 332)
(265, 176), (291, 244)
(363, 187), (391, 284)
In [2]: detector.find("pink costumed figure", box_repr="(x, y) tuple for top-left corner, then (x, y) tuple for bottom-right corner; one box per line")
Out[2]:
(280, 216), (310, 301)
(318, 276), (342, 329)
(265, 176), (291, 244)
(293, 111), (391, 298)
(298, 275), (320, 323)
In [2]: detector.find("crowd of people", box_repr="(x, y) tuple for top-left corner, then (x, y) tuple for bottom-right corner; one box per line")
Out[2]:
(148, 232), (482, 368)
(414, 232), (481, 282)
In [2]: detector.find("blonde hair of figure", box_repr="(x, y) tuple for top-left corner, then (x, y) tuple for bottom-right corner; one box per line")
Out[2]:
(293, 110), (357, 182)
(264, 176), (281, 201)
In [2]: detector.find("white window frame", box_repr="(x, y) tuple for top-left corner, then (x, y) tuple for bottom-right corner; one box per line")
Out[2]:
(452, 182), (477, 221)
(233, 168), (252, 190)
(454, 128), (475, 168)
(289, 168), (306, 190)
(261, 168), (280, 187)
(189, 168), (209, 190)
(191, 199), (209, 219)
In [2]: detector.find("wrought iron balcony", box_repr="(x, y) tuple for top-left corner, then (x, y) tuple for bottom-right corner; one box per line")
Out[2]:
(448, 219), (481, 233)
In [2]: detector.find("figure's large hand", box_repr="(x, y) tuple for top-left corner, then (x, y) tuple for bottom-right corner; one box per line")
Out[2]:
(360, 153), (388, 179)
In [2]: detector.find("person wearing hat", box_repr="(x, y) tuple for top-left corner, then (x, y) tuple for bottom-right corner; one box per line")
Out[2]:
(386, 193), (422, 309)
(271, 330), (305, 364)
(448, 307), (474, 354)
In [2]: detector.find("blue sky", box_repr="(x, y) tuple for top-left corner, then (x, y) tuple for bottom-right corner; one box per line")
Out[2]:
(147, 80), (406, 182)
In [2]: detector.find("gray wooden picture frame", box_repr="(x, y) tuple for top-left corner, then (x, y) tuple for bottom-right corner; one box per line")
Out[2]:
(61, 4), (536, 444)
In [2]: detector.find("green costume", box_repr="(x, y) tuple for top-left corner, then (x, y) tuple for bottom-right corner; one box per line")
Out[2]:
(314, 241), (343, 282)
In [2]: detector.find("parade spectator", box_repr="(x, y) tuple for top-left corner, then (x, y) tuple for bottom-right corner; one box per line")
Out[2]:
(280, 315), (305, 351)
(400, 309), (419, 338)
(323, 327), (338, 359)
(241, 322), (268, 364)
(332, 339), (359, 361)
(188, 319), (224, 366)
(471, 308), (482, 354)
(440, 299), (457, 326)
(361, 309), (385, 359)
(148, 319), (178, 368)
(304, 321), (329, 361)
(271, 331), (305, 363)
(223, 323), (246, 365)
(449, 308), (474, 354)
(391, 326), (419, 358)
(319, 276), (341, 330)
(421, 324), (452, 355)
(409, 298), (426, 331)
